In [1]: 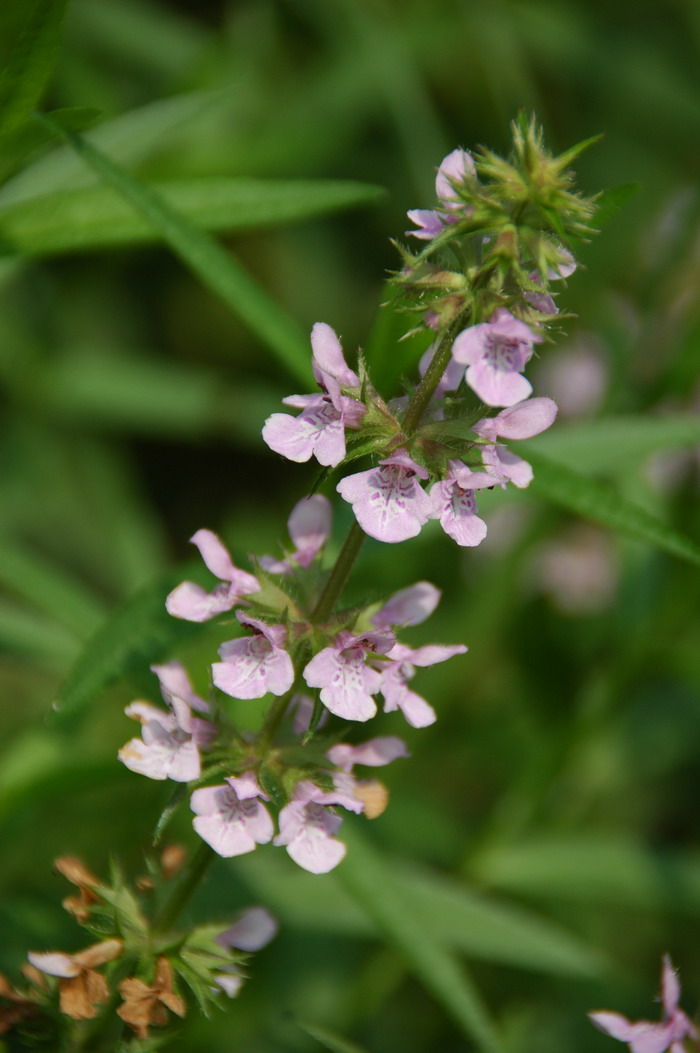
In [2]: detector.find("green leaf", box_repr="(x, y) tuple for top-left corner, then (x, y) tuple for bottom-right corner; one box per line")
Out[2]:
(591, 182), (641, 228)
(0, 536), (107, 638)
(0, 107), (99, 186)
(35, 114), (314, 385)
(0, 598), (80, 668)
(337, 825), (503, 1053)
(0, 92), (222, 206)
(297, 1021), (370, 1053)
(234, 847), (604, 978)
(522, 449), (700, 569)
(0, 0), (68, 135)
(471, 835), (700, 916)
(52, 571), (200, 726)
(524, 413), (700, 471)
(0, 177), (387, 257)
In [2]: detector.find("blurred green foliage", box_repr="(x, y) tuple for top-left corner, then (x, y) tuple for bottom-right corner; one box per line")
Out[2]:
(2, 0), (700, 1050)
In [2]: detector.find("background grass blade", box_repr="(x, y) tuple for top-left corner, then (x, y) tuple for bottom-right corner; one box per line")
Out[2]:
(0, 177), (386, 257)
(35, 114), (319, 385)
(523, 449), (700, 568)
(525, 414), (700, 471)
(338, 825), (503, 1053)
(0, 0), (68, 135)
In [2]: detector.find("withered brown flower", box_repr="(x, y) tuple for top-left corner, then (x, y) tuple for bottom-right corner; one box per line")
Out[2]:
(117, 957), (185, 1039)
(27, 939), (123, 1020)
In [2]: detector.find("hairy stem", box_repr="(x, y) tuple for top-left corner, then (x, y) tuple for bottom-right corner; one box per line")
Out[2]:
(310, 520), (366, 624)
(153, 841), (215, 935)
(402, 318), (465, 436)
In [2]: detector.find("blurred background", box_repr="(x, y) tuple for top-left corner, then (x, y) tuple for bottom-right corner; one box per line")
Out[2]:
(1, 0), (700, 1050)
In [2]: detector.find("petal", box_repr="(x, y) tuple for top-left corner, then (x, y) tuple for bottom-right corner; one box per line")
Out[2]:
(435, 148), (475, 200)
(189, 529), (237, 582)
(327, 737), (410, 771)
(165, 581), (234, 622)
(152, 661), (209, 714)
(474, 397), (558, 440)
(372, 582), (441, 629)
(406, 209), (444, 239)
(451, 324), (489, 365)
(262, 412), (316, 462)
(27, 952), (80, 978)
(287, 494), (332, 567)
(311, 322), (359, 387)
(483, 445), (533, 489)
(466, 361), (533, 408)
(217, 908), (278, 951)
(662, 956), (680, 1015)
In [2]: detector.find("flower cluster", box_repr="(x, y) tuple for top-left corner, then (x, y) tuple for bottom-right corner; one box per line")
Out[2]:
(2, 855), (276, 1041)
(118, 499), (463, 874)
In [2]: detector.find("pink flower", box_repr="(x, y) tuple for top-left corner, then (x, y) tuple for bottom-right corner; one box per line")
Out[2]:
(371, 581), (441, 630)
(303, 629), (395, 722)
(406, 148), (475, 240)
(191, 771), (274, 857)
(473, 397), (558, 490)
(217, 906), (278, 952)
(273, 781), (360, 874)
(337, 449), (432, 543)
(377, 642), (467, 728)
(213, 612), (294, 700)
(258, 494), (332, 575)
(166, 529), (260, 622)
(589, 956), (697, 1053)
(451, 308), (542, 407)
(212, 907), (277, 998)
(473, 397), (558, 442)
(327, 736), (410, 773)
(430, 461), (500, 547)
(262, 324), (365, 467)
(118, 664), (215, 782)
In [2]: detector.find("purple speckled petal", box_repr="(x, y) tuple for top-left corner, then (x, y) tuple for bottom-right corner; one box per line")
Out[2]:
(431, 480), (488, 547)
(482, 445), (533, 489)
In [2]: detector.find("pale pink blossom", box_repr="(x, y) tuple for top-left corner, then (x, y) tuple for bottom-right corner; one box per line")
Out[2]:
(262, 324), (365, 467)
(473, 398), (558, 442)
(274, 781), (360, 874)
(213, 612), (294, 699)
(377, 642), (467, 727)
(191, 772), (273, 857)
(303, 629), (395, 722)
(589, 955), (696, 1053)
(327, 736), (410, 773)
(473, 398), (558, 491)
(118, 664), (215, 782)
(337, 449), (432, 543)
(258, 494), (331, 575)
(216, 907), (278, 952)
(407, 148), (475, 240)
(451, 308), (542, 407)
(165, 529), (259, 622)
(419, 344), (465, 398)
(371, 582), (441, 630)
(430, 461), (500, 547)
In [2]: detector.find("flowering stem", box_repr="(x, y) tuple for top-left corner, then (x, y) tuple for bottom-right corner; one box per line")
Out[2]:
(402, 318), (465, 436)
(310, 520), (366, 624)
(153, 841), (215, 935)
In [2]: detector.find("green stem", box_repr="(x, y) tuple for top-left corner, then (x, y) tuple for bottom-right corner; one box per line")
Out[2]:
(310, 521), (366, 624)
(153, 841), (215, 935)
(402, 318), (465, 436)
